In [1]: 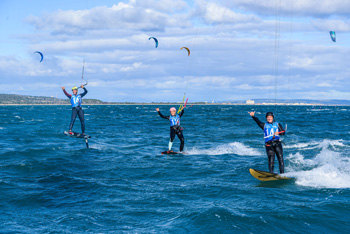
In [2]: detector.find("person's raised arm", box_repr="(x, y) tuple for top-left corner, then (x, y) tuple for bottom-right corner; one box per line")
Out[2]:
(80, 85), (88, 97)
(156, 108), (169, 120)
(61, 87), (71, 99)
(179, 109), (184, 117)
(248, 111), (264, 130)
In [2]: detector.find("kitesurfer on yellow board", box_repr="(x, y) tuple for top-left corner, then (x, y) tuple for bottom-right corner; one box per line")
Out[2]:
(248, 111), (286, 173)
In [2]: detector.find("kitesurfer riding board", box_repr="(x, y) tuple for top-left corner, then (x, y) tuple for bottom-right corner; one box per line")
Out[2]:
(249, 168), (292, 182)
(62, 85), (90, 148)
(156, 107), (185, 154)
(248, 111), (286, 174)
(62, 85), (88, 135)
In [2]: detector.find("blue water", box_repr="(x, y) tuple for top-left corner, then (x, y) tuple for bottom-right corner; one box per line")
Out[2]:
(0, 105), (349, 233)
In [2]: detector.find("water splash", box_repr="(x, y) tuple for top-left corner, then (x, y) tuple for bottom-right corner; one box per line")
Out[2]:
(286, 140), (350, 188)
(285, 139), (345, 150)
(186, 142), (261, 156)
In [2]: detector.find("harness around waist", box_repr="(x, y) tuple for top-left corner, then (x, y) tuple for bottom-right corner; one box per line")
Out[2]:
(265, 140), (281, 147)
(170, 125), (183, 131)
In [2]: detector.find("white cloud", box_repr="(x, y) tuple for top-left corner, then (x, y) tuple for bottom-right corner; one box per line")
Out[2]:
(120, 62), (144, 72)
(229, 0), (350, 16)
(299, 90), (350, 100)
(317, 82), (333, 87)
(312, 19), (350, 32)
(26, 0), (191, 35)
(200, 1), (261, 24)
(136, 0), (188, 13)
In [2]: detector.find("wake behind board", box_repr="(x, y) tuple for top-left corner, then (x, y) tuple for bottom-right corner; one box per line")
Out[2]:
(161, 150), (181, 155)
(249, 168), (292, 182)
(64, 131), (91, 148)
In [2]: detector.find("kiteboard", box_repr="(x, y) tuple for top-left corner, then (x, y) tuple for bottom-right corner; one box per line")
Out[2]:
(64, 131), (91, 148)
(249, 168), (292, 182)
(161, 150), (182, 155)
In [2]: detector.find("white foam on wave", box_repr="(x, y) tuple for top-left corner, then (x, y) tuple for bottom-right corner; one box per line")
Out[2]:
(186, 142), (261, 156)
(284, 143), (313, 149)
(285, 139), (345, 150)
(309, 108), (330, 111)
(88, 143), (119, 151)
(286, 140), (350, 188)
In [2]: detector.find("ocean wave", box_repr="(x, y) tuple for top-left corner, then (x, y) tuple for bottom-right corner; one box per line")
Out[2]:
(186, 142), (261, 156)
(285, 139), (345, 150)
(286, 140), (350, 188)
(309, 108), (331, 111)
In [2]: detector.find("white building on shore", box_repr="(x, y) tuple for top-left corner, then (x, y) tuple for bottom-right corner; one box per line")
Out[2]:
(246, 100), (255, 105)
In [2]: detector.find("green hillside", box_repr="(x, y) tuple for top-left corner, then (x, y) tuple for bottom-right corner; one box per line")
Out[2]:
(0, 94), (103, 105)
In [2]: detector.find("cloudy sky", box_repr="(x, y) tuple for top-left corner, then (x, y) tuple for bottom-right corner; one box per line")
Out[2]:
(1, 0), (350, 102)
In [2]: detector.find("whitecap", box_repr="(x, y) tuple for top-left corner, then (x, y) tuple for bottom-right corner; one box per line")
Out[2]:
(186, 142), (261, 156)
(285, 139), (345, 150)
(286, 140), (350, 188)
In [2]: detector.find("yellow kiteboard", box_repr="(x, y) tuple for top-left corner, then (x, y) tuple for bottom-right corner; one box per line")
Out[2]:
(249, 168), (292, 182)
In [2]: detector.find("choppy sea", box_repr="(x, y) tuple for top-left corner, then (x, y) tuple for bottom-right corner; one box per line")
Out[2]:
(0, 105), (349, 233)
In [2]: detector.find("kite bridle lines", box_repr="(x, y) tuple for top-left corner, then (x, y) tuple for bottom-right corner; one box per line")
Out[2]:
(177, 96), (188, 114)
(79, 57), (88, 89)
(78, 0), (89, 90)
(177, 0), (208, 112)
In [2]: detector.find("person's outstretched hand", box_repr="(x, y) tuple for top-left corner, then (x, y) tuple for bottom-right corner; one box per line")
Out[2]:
(156, 108), (160, 112)
(61, 87), (65, 90)
(248, 111), (255, 117)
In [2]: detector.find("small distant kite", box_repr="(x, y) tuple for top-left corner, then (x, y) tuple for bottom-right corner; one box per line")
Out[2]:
(34, 51), (44, 62)
(329, 31), (336, 42)
(149, 37), (158, 48)
(180, 47), (190, 56)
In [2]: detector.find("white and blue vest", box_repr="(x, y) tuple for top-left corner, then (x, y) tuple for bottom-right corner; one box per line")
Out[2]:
(169, 114), (180, 127)
(70, 94), (82, 108)
(264, 122), (280, 142)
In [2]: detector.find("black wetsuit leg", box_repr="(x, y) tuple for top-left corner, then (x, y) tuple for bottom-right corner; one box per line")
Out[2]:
(176, 129), (185, 152)
(69, 107), (85, 133)
(76, 107), (85, 134)
(265, 141), (285, 174)
(69, 107), (78, 131)
(265, 145), (275, 173)
(170, 128), (176, 142)
(169, 126), (185, 152)
(274, 142), (284, 174)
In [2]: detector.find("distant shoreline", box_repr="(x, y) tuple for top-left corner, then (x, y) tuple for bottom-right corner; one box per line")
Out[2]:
(1, 94), (349, 106)
(0, 103), (347, 106)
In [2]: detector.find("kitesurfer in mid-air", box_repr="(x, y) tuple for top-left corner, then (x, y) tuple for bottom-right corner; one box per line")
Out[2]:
(248, 111), (286, 174)
(61, 85), (88, 135)
(156, 107), (185, 153)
